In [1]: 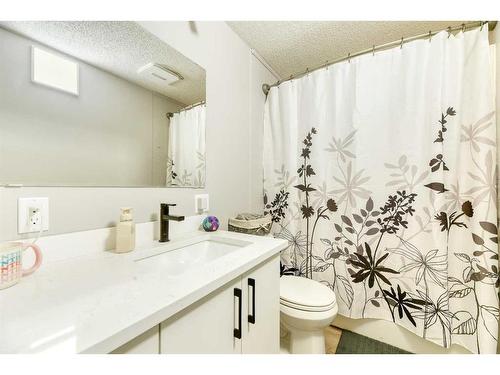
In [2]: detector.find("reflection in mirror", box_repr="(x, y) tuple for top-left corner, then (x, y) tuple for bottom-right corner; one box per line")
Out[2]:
(167, 101), (206, 187)
(0, 21), (206, 188)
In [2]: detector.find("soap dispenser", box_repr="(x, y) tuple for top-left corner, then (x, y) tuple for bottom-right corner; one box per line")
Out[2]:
(115, 207), (135, 253)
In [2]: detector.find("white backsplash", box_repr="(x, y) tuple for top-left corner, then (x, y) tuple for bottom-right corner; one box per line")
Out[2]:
(18, 215), (206, 268)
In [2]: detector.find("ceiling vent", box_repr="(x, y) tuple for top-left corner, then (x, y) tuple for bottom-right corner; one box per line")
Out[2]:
(137, 63), (183, 85)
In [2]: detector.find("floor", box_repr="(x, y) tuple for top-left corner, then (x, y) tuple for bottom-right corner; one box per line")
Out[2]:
(334, 329), (410, 354)
(324, 325), (343, 353)
(281, 325), (410, 354)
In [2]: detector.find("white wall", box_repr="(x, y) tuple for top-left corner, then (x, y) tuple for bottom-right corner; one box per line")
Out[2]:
(0, 27), (182, 187)
(0, 22), (275, 241)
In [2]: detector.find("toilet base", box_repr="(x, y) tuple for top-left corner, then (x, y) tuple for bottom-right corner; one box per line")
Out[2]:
(288, 327), (326, 354)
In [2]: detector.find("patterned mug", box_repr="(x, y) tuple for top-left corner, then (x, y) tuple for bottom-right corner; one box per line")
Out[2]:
(0, 242), (42, 290)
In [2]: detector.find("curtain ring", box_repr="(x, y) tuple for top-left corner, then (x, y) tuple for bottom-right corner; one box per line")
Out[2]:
(447, 26), (452, 38)
(305, 67), (309, 76)
(428, 30), (432, 42)
(462, 23), (466, 33)
(347, 53), (351, 63)
(372, 45), (375, 56)
(400, 37), (404, 49)
(325, 60), (329, 70)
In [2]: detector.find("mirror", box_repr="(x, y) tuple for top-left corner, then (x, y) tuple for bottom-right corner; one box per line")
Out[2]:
(0, 21), (206, 188)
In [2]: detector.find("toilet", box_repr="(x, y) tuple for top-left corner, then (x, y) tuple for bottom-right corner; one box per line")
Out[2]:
(280, 275), (338, 354)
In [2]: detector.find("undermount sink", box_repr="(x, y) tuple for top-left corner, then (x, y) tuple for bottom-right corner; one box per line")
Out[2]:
(134, 237), (251, 275)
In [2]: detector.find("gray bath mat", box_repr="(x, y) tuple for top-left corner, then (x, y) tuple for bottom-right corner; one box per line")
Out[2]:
(335, 330), (411, 354)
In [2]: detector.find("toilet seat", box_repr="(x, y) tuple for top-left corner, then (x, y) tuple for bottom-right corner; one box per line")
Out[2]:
(280, 298), (337, 312)
(280, 275), (337, 312)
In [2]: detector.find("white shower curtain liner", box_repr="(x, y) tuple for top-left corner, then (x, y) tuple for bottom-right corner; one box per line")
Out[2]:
(263, 27), (498, 353)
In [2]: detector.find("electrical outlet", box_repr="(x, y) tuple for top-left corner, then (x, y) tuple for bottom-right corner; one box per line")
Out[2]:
(29, 207), (41, 227)
(18, 197), (49, 234)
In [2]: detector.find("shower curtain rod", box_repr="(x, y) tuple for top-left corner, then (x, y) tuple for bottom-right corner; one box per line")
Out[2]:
(166, 100), (206, 118)
(262, 21), (497, 95)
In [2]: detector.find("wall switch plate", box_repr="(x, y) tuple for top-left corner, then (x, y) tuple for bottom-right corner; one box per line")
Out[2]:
(18, 197), (49, 234)
(195, 194), (209, 214)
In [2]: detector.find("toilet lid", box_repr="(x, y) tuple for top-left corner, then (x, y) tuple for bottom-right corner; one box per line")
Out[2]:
(280, 275), (336, 309)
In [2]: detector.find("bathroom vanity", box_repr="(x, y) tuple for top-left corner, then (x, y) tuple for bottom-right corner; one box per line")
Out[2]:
(0, 229), (286, 354)
(114, 250), (279, 354)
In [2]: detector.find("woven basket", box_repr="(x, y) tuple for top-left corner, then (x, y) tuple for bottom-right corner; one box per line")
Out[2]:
(228, 214), (273, 236)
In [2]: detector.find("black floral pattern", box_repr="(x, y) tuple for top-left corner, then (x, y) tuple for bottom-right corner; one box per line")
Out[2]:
(264, 189), (289, 223)
(349, 242), (399, 321)
(294, 128), (317, 278)
(384, 285), (426, 327)
(265, 108), (499, 353)
(290, 127), (339, 278)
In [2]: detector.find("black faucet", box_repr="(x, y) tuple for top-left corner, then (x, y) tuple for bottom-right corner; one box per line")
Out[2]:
(159, 203), (185, 242)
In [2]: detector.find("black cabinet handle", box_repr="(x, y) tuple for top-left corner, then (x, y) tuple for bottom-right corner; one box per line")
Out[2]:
(248, 278), (256, 324)
(234, 288), (242, 339)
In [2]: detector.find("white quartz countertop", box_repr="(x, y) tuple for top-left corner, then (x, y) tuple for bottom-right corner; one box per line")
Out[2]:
(0, 230), (286, 353)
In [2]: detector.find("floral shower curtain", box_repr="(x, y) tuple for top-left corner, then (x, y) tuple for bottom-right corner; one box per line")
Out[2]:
(263, 27), (499, 353)
(166, 104), (206, 187)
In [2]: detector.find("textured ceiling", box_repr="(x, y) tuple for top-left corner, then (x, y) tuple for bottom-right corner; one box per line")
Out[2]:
(227, 21), (472, 79)
(0, 21), (205, 105)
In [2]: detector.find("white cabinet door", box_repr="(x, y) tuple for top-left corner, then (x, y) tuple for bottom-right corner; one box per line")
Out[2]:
(241, 254), (280, 354)
(160, 278), (243, 354)
(110, 325), (160, 354)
